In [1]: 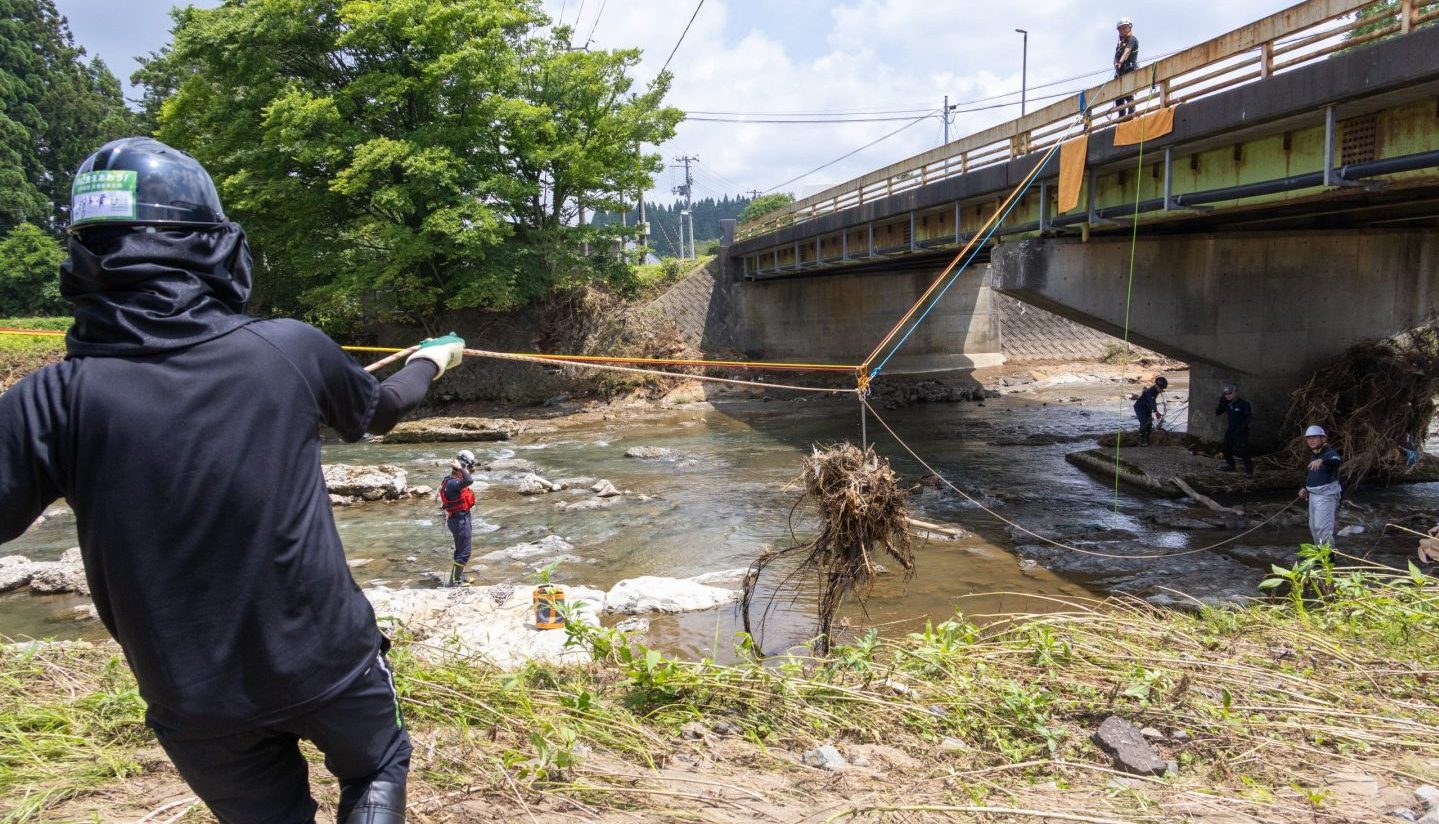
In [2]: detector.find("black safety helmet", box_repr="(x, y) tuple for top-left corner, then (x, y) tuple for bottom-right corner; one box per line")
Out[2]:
(68, 137), (225, 235)
(1155, 376), (1169, 389)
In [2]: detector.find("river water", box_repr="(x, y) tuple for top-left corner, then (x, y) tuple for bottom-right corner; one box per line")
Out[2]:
(5, 371), (1434, 658)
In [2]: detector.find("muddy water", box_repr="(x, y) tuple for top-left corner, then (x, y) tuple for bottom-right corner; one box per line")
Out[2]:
(5, 371), (1432, 657)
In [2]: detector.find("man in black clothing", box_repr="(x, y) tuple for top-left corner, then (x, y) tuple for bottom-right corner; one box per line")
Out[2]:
(440, 450), (477, 586)
(1133, 375), (1167, 445)
(1113, 17), (1139, 117)
(1215, 384), (1254, 477)
(0, 137), (464, 823)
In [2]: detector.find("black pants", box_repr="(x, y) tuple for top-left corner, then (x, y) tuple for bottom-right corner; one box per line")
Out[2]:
(1137, 414), (1154, 445)
(1224, 429), (1253, 473)
(447, 510), (472, 566)
(152, 650), (410, 823)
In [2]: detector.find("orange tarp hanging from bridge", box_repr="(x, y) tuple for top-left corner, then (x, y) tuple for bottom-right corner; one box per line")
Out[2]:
(1113, 105), (1177, 146)
(1058, 134), (1089, 213)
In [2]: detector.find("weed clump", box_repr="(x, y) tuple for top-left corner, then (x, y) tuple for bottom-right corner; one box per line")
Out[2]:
(743, 443), (915, 655)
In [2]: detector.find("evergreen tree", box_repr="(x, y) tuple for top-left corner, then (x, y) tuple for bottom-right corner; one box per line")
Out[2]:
(593, 195), (751, 258)
(0, 0), (134, 234)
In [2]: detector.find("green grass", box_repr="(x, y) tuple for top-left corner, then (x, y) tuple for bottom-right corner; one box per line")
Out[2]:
(7, 554), (1439, 820)
(632, 255), (714, 293)
(0, 317), (67, 389)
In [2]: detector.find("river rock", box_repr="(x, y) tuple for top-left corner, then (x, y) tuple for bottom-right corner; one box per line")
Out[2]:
(555, 497), (614, 512)
(624, 446), (673, 460)
(605, 576), (739, 614)
(479, 535), (574, 563)
(614, 617), (650, 634)
(516, 474), (557, 495)
(365, 584), (605, 668)
(486, 457), (539, 474)
(553, 477), (595, 490)
(323, 464), (408, 500)
(591, 479), (621, 497)
(0, 556), (38, 592)
(1093, 716), (1169, 776)
(801, 745), (847, 771)
(376, 417), (519, 443)
(28, 548), (88, 596)
(1016, 537), (1259, 610)
(688, 568), (749, 585)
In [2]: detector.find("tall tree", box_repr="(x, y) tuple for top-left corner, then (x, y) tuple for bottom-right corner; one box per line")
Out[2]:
(0, 223), (66, 315)
(0, 0), (133, 234)
(138, 0), (682, 328)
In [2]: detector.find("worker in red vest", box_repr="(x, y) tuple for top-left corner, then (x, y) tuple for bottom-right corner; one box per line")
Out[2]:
(440, 450), (477, 586)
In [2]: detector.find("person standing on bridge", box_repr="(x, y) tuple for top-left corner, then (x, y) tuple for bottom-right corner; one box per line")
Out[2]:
(0, 137), (468, 823)
(1113, 17), (1140, 117)
(1298, 424), (1343, 547)
(1215, 384), (1254, 477)
(1133, 375), (1167, 446)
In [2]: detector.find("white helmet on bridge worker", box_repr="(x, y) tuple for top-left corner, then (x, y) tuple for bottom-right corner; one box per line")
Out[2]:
(1304, 425), (1327, 438)
(456, 449), (477, 469)
(1117, 17), (1132, 28)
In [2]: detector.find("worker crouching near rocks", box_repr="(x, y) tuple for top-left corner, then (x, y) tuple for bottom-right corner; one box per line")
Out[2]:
(0, 137), (466, 823)
(1298, 425), (1343, 547)
(1133, 375), (1167, 445)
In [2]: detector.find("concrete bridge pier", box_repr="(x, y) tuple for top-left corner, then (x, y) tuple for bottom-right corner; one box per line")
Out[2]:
(991, 231), (1439, 449)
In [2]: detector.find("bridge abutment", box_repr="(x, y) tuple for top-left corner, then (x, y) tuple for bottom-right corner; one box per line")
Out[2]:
(992, 230), (1439, 448)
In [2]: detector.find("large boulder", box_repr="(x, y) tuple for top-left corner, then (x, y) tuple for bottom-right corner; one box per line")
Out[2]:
(28, 547), (88, 596)
(624, 446), (673, 460)
(366, 584), (605, 668)
(375, 417), (520, 443)
(605, 576), (739, 614)
(478, 535), (575, 564)
(516, 474), (558, 495)
(323, 464), (408, 500)
(0, 556), (38, 592)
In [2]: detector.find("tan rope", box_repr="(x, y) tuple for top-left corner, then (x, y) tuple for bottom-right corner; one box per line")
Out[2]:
(459, 347), (854, 395)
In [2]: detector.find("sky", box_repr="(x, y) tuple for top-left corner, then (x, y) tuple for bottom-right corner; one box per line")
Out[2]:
(53, 0), (1303, 204)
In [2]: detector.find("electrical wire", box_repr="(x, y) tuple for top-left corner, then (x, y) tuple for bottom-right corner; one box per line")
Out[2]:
(659, 0), (705, 77)
(764, 112), (935, 194)
(583, 0), (608, 48)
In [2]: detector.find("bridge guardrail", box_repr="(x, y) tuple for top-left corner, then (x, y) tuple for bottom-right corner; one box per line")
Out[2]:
(735, 0), (1439, 242)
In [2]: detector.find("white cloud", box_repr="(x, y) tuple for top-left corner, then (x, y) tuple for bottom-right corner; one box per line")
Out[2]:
(549, 0), (1302, 203)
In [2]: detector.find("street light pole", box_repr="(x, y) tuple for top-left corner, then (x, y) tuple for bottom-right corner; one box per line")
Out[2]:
(1015, 28), (1028, 116)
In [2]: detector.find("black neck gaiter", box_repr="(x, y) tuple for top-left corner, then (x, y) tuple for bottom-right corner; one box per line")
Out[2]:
(61, 222), (255, 358)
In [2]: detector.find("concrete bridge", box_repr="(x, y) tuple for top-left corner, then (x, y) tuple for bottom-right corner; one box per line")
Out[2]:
(725, 0), (1439, 446)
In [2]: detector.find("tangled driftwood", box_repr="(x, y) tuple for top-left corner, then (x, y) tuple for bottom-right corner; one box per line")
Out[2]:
(1281, 325), (1439, 486)
(742, 443), (915, 655)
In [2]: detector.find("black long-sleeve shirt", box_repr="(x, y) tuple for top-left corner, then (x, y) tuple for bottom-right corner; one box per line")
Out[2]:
(1305, 445), (1343, 488)
(1134, 386), (1160, 419)
(0, 319), (434, 733)
(1215, 396), (1253, 436)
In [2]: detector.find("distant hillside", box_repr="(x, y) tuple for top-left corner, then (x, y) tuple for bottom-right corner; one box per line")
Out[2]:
(593, 196), (750, 258)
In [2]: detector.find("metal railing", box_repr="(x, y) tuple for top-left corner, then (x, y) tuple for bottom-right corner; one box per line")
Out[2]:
(735, 0), (1439, 242)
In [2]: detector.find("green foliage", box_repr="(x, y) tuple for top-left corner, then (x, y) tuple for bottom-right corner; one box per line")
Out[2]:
(593, 195), (750, 259)
(738, 192), (795, 223)
(0, 224), (66, 316)
(138, 0), (682, 327)
(0, 0), (135, 234)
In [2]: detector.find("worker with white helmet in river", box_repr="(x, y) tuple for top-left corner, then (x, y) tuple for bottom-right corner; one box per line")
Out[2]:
(1298, 425), (1343, 546)
(440, 449), (479, 586)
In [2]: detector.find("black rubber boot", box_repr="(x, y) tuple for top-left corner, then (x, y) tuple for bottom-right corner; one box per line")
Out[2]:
(447, 562), (466, 588)
(338, 778), (405, 823)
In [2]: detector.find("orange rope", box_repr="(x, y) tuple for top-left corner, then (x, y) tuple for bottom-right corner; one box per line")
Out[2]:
(860, 128), (1072, 373)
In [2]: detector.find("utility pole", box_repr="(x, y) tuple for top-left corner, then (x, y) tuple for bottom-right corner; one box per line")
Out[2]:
(672, 154), (698, 258)
(746, 189), (763, 200)
(1015, 29), (1029, 116)
(941, 96), (958, 145)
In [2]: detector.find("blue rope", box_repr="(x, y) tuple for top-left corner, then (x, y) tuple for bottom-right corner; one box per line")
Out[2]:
(868, 148), (1059, 379)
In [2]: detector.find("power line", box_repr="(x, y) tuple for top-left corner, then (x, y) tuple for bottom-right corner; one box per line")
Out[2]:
(583, 0), (608, 49)
(686, 105), (939, 116)
(659, 0), (705, 77)
(765, 112), (935, 194)
(688, 90), (1078, 126)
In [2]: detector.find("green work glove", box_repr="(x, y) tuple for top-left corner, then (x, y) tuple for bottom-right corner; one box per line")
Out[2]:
(406, 333), (465, 380)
